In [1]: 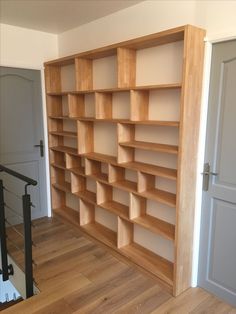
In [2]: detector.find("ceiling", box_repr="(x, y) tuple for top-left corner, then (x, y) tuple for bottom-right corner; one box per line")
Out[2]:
(0, 0), (143, 34)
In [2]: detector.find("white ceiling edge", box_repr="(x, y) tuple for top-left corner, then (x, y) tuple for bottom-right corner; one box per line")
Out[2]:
(0, 0), (144, 34)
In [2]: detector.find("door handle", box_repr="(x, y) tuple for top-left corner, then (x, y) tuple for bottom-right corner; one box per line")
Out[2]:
(201, 162), (218, 191)
(34, 140), (44, 157)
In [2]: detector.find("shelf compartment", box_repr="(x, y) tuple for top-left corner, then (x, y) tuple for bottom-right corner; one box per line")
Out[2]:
(108, 164), (137, 193)
(45, 63), (76, 93)
(66, 154), (85, 175)
(137, 172), (176, 207)
(82, 222), (117, 248)
(54, 206), (80, 227)
(121, 242), (173, 286)
(97, 182), (129, 219)
(133, 215), (175, 241)
(52, 182), (71, 193)
(50, 131), (77, 138)
(50, 146), (78, 156)
(50, 150), (66, 170)
(78, 120), (118, 158)
(80, 199), (117, 248)
(75, 190), (96, 205)
(51, 166), (71, 194)
(85, 158), (108, 183)
(120, 140), (178, 154)
(93, 54), (117, 90)
(139, 189), (176, 208)
(98, 201), (129, 220)
(136, 40), (183, 87)
(130, 194), (175, 240)
(71, 173), (96, 204)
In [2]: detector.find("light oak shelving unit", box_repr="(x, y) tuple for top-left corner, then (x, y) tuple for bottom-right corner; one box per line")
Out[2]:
(44, 25), (205, 296)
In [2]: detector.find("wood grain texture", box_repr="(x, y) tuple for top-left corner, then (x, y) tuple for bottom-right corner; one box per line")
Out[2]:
(44, 24), (206, 296)
(130, 90), (149, 121)
(174, 25), (206, 296)
(45, 66), (61, 92)
(5, 217), (235, 314)
(68, 94), (85, 118)
(77, 120), (94, 154)
(75, 58), (93, 91)
(44, 25), (186, 66)
(117, 47), (136, 88)
(95, 92), (112, 119)
(118, 217), (133, 248)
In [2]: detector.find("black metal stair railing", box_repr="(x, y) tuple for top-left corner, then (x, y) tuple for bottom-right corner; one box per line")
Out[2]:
(0, 164), (37, 298)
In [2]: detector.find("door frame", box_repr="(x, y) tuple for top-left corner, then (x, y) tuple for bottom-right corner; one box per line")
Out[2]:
(192, 31), (236, 288)
(0, 61), (51, 217)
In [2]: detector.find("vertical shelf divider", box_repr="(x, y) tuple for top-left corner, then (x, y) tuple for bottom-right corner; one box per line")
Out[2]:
(68, 94), (85, 118)
(77, 120), (94, 154)
(75, 58), (93, 91)
(117, 217), (133, 249)
(130, 90), (149, 121)
(117, 123), (135, 163)
(117, 47), (136, 88)
(95, 92), (112, 119)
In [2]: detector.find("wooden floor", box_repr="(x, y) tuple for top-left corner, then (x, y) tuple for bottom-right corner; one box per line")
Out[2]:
(4, 216), (236, 314)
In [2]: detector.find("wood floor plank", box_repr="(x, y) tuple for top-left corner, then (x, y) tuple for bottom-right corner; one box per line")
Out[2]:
(4, 216), (235, 314)
(76, 274), (159, 313)
(3, 275), (91, 314)
(114, 285), (170, 314)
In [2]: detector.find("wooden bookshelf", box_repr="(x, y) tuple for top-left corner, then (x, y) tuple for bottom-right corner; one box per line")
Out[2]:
(45, 25), (205, 296)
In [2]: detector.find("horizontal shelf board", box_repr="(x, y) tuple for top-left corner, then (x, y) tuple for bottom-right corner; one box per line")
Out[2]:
(74, 190), (96, 205)
(54, 206), (80, 227)
(121, 242), (173, 286)
(89, 172), (108, 183)
(48, 115), (71, 120)
(139, 188), (176, 207)
(52, 182), (71, 193)
(46, 83), (182, 96)
(122, 120), (180, 127)
(110, 179), (137, 193)
(70, 167), (86, 176)
(121, 161), (177, 180)
(120, 141), (178, 154)
(133, 215), (175, 241)
(50, 131), (77, 138)
(50, 146), (78, 156)
(78, 117), (179, 127)
(82, 152), (117, 165)
(99, 201), (129, 220)
(47, 91), (69, 96)
(45, 25), (185, 66)
(50, 162), (66, 170)
(81, 222), (117, 248)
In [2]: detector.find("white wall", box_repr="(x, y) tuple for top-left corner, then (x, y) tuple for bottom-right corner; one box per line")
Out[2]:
(0, 23), (58, 68)
(57, 0), (236, 57)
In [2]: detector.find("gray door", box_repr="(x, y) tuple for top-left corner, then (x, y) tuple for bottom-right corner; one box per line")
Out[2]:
(198, 40), (236, 306)
(0, 66), (47, 223)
